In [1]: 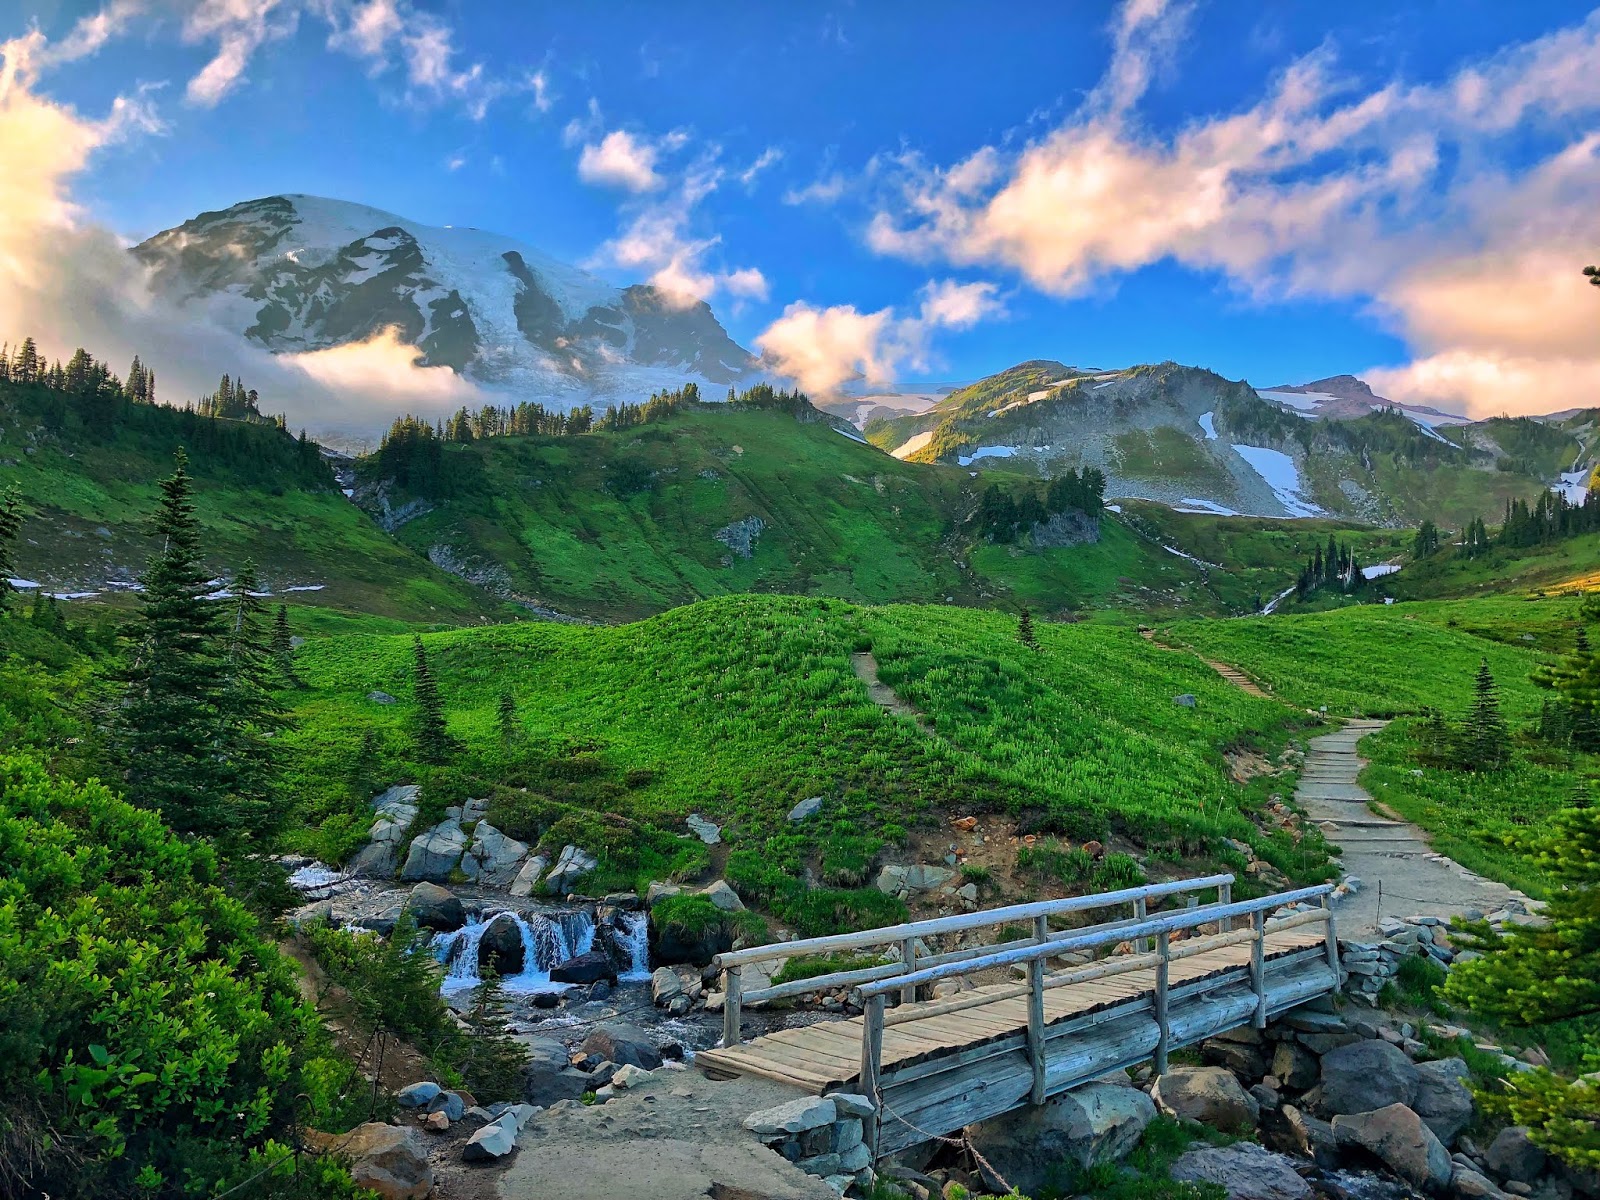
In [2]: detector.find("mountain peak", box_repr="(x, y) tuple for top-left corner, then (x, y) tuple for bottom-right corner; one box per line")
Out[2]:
(133, 193), (755, 408)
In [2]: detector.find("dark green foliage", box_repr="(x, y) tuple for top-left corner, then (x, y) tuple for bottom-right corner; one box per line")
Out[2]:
(0, 753), (362, 1199)
(113, 450), (235, 838)
(1462, 658), (1510, 772)
(0, 484), (22, 601)
(216, 560), (287, 838)
(769, 953), (888, 986)
(411, 636), (453, 765)
(1413, 518), (1441, 558)
(497, 689), (519, 744)
(971, 467), (1105, 544)
(1017, 606), (1038, 650)
(301, 917), (528, 1101)
(272, 603), (301, 686)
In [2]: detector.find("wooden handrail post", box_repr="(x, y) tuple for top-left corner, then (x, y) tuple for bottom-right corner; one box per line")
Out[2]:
(1250, 910), (1267, 1029)
(1132, 896), (1148, 954)
(899, 936), (917, 1005)
(722, 965), (743, 1048)
(1153, 930), (1171, 1075)
(1218, 881), (1232, 933)
(1028, 914), (1048, 1104)
(860, 994), (886, 1152)
(1320, 893), (1341, 981)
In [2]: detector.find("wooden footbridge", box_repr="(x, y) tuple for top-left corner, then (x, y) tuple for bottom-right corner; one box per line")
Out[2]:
(697, 875), (1342, 1157)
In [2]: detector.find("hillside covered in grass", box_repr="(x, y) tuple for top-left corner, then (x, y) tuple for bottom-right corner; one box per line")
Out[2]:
(283, 594), (1330, 927)
(0, 377), (495, 625)
(1168, 596), (1595, 896)
(353, 395), (1238, 620)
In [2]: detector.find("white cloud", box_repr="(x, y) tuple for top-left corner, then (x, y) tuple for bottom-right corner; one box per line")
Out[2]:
(578, 129), (665, 192)
(739, 146), (782, 186)
(756, 278), (1004, 395)
(183, 0), (298, 107)
(722, 266), (769, 301)
(863, 2), (1600, 416)
(529, 67), (552, 113)
(783, 172), (847, 206)
(443, 149), (466, 171)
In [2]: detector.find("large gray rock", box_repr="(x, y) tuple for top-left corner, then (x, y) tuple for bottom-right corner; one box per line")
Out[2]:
(399, 818), (467, 882)
(507, 854), (548, 898)
(1169, 1142), (1312, 1200)
(686, 813), (721, 844)
(1413, 1057), (1474, 1145)
(645, 881), (682, 907)
(965, 1081), (1155, 1194)
(478, 913), (525, 977)
(1333, 1103), (1453, 1193)
(545, 844), (597, 895)
(1279, 1104), (1339, 1168)
(700, 879), (745, 912)
(404, 882), (464, 932)
(306, 1121), (431, 1200)
(1320, 1039), (1420, 1115)
(651, 966), (685, 1006)
(579, 1023), (662, 1070)
(460, 822), (529, 888)
(548, 950), (616, 985)
(462, 1111), (518, 1162)
(1152, 1066), (1260, 1132)
(1272, 1041), (1320, 1091)
(875, 864), (955, 896)
(745, 1095), (837, 1135)
(788, 796), (823, 822)
(1451, 1166), (1510, 1199)
(346, 784), (420, 877)
(1484, 1125), (1547, 1184)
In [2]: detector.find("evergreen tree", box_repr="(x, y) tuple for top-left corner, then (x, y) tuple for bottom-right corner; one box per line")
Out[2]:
(497, 689), (519, 744)
(0, 485), (23, 602)
(412, 636), (452, 763)
(214, 561), (286, 841)
(1412, 519), (1441, 558)
(1445, 805), (1600, 1168)
(114, 449), (233, 837)
(1537, 625), (1600, 719)
(270, 603), (301, 686)
(1017, 606), (1039, 650)
(1460, 658), (1510, 771)
(13, 336), (39, 384)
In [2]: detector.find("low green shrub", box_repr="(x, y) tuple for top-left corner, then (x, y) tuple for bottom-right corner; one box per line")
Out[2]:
(0, 752), (363, 1199)
(770, 953), (889, 986)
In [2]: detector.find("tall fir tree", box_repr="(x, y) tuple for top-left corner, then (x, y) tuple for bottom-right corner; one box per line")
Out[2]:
(271, 603), (301, 686)
(0, 485), (23, 602)
(1017, 606), (1039, 651)
(1461, 657), (1510, 771)
(115, 449), (233, 837)
(215, 561), (286, 841)
(497, 689), (519, 745)
(412, 636), (452, 764)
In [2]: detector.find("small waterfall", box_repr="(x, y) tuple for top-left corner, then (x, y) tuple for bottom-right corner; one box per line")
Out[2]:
(617, 910), (651, 981)
(434, 907), (630, 996)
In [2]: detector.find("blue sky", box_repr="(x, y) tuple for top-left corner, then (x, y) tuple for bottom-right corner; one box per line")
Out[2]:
(4, 0), (1600, 417)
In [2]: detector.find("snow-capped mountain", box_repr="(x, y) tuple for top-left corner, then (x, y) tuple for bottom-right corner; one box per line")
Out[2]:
(133, 194), (755, 404)
(1256, 374), (1471, 431)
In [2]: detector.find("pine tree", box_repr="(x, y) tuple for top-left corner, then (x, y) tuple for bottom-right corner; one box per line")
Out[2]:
(271, 603), (301, 686)
(13, 336), (39, 384)
(1538, 625), (1600, 719)
(1460, 658), (1510, 771)
(1017, 606), (1039, 650)
(114, 449), (233, 837)
(1445, 804), (1600, 1169)
(215, 560), (286, 841)
(0, 485), (23, 602)
(412, 636), (452, 764)
(497, 690), (519, 745)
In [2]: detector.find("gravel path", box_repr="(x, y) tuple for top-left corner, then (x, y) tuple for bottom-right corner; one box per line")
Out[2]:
(1299, 720), (1527, 937)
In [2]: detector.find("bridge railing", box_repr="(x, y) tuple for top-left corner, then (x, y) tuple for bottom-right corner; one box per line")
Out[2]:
(713, 873), (1235, 1049)
(851, 883), (1339, 1136)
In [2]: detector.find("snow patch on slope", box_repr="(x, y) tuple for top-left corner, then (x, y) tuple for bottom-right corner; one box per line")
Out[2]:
(1557, 468), (1591, 504)
(1231, 444), (1324, 517)
(891, 431), (934, 459)
(1197, 412), (1217, 440)
(957, 445), (1021, 466)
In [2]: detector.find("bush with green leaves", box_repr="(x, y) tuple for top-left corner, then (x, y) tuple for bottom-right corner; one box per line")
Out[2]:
(0, 752), (362, 1199)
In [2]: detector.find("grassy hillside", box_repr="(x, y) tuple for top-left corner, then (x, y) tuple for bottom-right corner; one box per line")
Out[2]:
(0, 380), (497, 624)
(357, 403), (1238, 621)
(1166, 596), (1594, 895)
(283, 594), (1331, 926)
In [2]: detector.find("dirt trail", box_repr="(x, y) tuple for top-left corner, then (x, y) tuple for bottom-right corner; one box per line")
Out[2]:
(1296, 721), (1525, 937)
(1138, 629), (1270, 697)
(851, 650), (930, 728)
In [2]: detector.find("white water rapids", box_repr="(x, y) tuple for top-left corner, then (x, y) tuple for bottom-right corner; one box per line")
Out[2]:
(434, 909), (650, 995)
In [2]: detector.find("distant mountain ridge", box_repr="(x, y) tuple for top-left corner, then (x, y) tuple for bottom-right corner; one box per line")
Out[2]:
(134, 194), (755, 406)
(1257, 374), (1471, 428)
